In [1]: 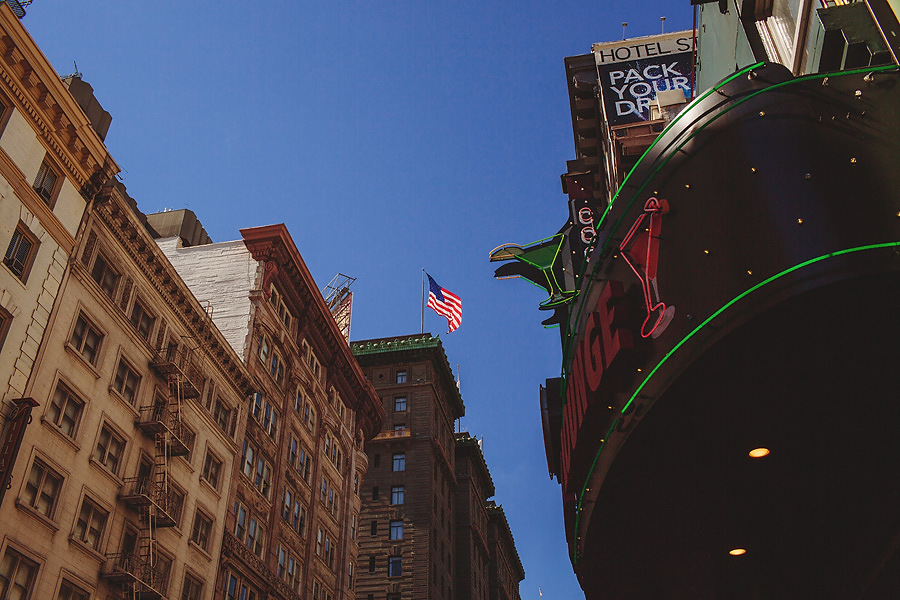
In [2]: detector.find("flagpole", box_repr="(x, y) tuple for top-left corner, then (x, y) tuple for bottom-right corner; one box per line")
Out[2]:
(421, 268), (425, 334)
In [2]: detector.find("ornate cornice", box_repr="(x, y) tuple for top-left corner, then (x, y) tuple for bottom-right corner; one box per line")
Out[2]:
(0, 6), (118, 198)
(93, 184), (254, 398)
(240, 224), (384, 439)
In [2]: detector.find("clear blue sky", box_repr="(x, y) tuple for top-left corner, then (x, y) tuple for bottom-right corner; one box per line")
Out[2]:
(24, 2), (692, 597)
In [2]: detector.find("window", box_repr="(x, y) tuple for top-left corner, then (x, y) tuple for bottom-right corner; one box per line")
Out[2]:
(90, 252), (119, 298)
(388, 555), (402, 578)
(258, 336), (270, 365)
(390, 520), (404, 540)
(241, 439), (256, 478)
(0, 548), (38, 599)
(298, 447), (311, 481)
(262, 401), (278, 438)
(396, 370), (407, 383)
(372, 486), (379, 501)
(3, 223), (37, 281)
(316, 527), (323, 556)
(0, 307), (10, 352)
(394, 396), (407, 412)
(21, 458), (62, 518)
(33, 158), (59, 205)
(287, 433), (298, 467)
(254, 456), (272, 498)
(69, 313), (103, 364)
(168, 485), (185, 526)
(112, 358), (140, 404)
(370, 520), (377, 536)
(224, 571), (257, 600)
(201, 450), (222, 490)
(286, 554), (300, 592)
(394, 423), (407, 434)
(373, 453), (380, 468)
(348, 561), (355, 590)
(181, 573), (203, 600)
(350, 514), (357, 540)
(276, 544), (287, 578)
(94, 424), (125, 475)
(213, 397), (234, 435)
(190, 509), (213, 551)
(270, 284), (293, 330)
(46, 382), (84, 438)
(246, 515), (265, 558)
(368, 556), (375, 573)
(391, 485), (405, 505)
(57, 579), (90, 600)
(392, 453), (406, 472)
(129, 297), (155, 341)
(73, 496), (108, 549)
(270, 351), (284, 384)
(324, 534), (335, 568)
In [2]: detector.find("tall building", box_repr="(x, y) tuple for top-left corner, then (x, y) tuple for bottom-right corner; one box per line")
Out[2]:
(1, 168), (256, 600)
(153, 218), (384, 600)
(485, 503), (524, 600)
(0, 0), (116, 409)
(350, 334), (523, 600)
(494, 1), (900, 598)
(453, 432), (495, 600)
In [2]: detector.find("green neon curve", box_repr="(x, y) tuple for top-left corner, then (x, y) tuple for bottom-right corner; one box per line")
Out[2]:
(571, 241), (900, 564)
(560, 62), (899, 410)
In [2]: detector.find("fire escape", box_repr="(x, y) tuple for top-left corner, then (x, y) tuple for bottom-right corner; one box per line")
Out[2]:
(103, 341), (199, 599)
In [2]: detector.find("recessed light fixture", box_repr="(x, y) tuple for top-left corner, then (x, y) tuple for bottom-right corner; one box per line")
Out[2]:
(729, 548), (747, 556)
(749, 447), (770, 458)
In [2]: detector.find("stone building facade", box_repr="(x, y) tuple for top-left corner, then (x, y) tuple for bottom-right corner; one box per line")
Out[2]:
(485, 503), (524, 600)
(0, 1), (116, 407)
(1, 173), (255, 600)
(154, 220), (383, 600)
(350, 334), (523, 600)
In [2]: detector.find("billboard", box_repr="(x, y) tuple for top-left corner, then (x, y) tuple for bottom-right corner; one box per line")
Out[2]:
(593, 30), (695, 127)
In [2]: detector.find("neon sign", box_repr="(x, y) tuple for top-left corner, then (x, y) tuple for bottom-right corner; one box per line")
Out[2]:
(620, 197), (674, 338)
(560, 281), (633, 490)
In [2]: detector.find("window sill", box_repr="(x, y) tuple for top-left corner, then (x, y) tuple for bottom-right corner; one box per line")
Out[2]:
(67, 535), (106, 562)
(14, 499), (60, 533)
(88, 456), (124, 487)
(64, 343), (102, 379)
(188, 539), (213, 562)
(199, 477), (221, 499)
(107, 386), (139, 417)
(40, 416), (81, 451)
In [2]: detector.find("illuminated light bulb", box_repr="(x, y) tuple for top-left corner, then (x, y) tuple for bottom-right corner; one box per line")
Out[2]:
(850, 157), (858, 164)
(747, 270), (753, 275)
(729, 548), (747, 556)
(797, 218), (804, 224)
(684, 184), (691, 189)
(751, 167), (757, 173)
(703, 249), (710, 254)
(636, 368), (642, 372)
(749, 447), (770, 458)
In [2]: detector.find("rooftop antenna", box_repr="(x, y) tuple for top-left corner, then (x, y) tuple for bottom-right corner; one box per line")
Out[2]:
(61, 60), (83, 80)
(622, 21), (628, 40)
(660, 16), (666, 34)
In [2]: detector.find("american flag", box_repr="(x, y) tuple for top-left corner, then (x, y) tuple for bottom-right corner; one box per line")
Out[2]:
(426, 274), (462, 333)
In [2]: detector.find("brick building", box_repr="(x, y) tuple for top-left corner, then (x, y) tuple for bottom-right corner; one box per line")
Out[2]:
(154, 219), (384, 600)
(350, 334), (523, 600)
(485, 503), (524, 600)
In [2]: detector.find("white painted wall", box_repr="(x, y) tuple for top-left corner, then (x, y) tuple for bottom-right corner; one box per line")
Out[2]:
(156, 236), (259, 359)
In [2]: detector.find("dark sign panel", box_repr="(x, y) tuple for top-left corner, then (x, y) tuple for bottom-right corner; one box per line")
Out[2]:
(593, 31), (695, 127)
